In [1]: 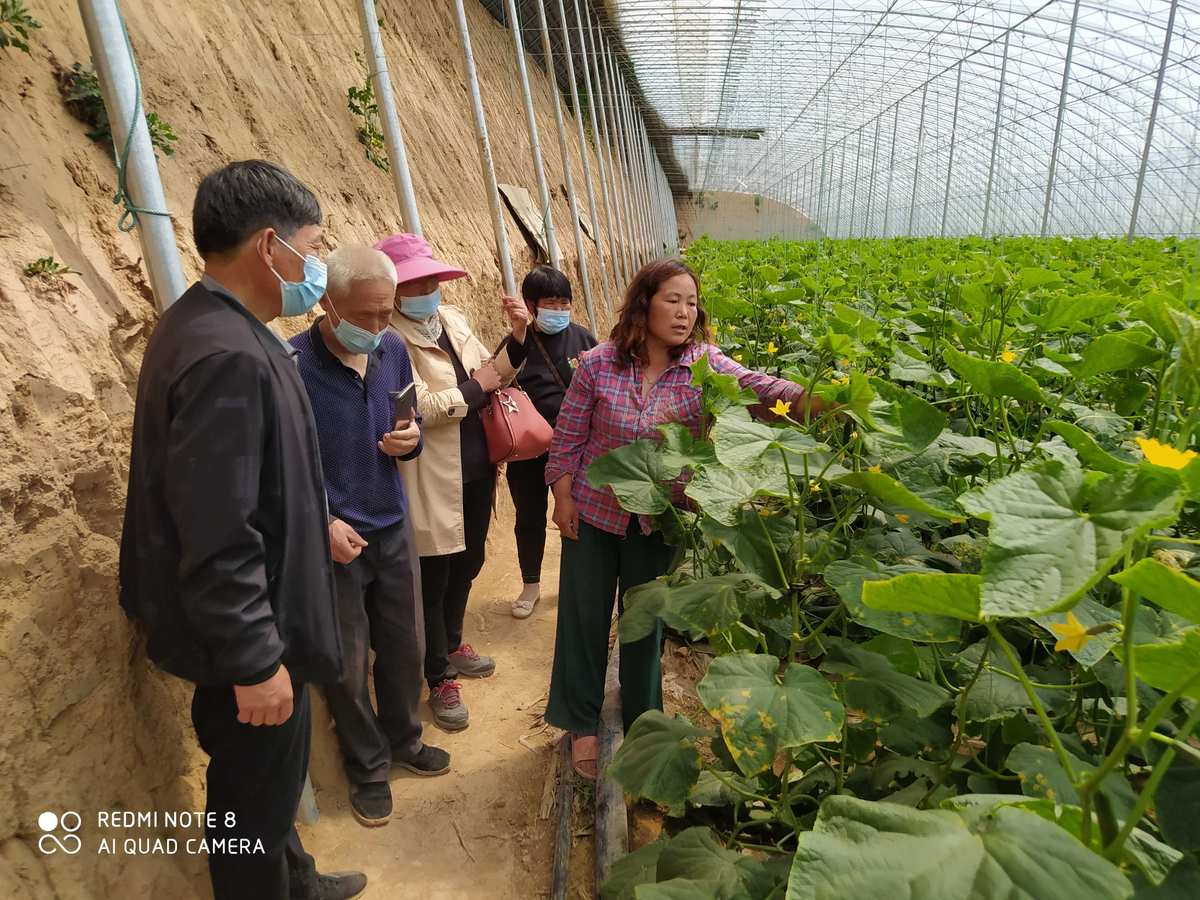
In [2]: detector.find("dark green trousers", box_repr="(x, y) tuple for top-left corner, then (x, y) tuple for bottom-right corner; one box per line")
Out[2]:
(545, 519), (675, 735)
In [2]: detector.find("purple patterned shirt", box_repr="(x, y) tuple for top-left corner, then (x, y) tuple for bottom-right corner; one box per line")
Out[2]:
(545, 341), (807, 536)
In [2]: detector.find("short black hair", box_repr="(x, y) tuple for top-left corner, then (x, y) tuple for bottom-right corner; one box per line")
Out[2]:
(192, 160), (322, 258)
(521, 265), (573, 304)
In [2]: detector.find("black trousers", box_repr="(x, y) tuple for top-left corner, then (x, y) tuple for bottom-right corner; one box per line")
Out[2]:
(420, 474), (495, 687)
(192, 677), (317, 900)
(505, 453), (549, 584)
(325, 517), (425, 784)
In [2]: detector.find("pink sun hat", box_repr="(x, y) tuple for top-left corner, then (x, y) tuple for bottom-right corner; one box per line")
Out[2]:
(374, 233), (468, 286)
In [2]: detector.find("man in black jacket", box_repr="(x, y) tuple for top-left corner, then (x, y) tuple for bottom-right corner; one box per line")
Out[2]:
(120, 160), (365, 900)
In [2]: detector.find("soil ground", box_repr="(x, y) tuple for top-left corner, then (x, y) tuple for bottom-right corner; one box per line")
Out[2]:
(298, 494), (595, 900)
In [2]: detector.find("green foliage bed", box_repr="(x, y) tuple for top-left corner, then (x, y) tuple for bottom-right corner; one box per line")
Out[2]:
(597, 235), (1200, 900)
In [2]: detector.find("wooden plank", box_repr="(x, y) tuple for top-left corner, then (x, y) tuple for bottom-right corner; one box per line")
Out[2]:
(550, 737), (574, 900)
(595, 639), (628, 891)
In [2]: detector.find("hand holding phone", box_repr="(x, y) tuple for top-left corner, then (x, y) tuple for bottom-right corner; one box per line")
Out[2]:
(390, 383), (417, 428)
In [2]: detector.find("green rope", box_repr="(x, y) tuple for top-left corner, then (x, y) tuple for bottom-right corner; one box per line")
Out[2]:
(110, 3), (170, 233)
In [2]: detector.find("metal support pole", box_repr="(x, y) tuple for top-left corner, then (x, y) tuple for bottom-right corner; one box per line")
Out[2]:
(534, 0), (597, 332)
(620, 80), (650, 260)
(1041, 0), (1082, 237)
(602, 37), (641, 270)
(940, 62), (963, 238)
(850, 128), (863, 238)
(505, 0), (561, 266)
(816, 148), (828, 236)
(834, 144), (846, 239)
(595, 29), (632, 276)
(908, 82), (928, 236)
(883, 103), (898, 238)
(580, 3), (626, 289)
(355, 0), (422, 234)
(982, 32), (1010, 237)
(556, 0), (611, 310)
(865, 118), (880, 237)
(1127, 0), (1179, 241)
(77, 0), (186, 310)
(452, 0), (515, 295)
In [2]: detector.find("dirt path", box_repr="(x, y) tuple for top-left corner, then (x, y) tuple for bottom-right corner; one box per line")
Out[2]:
(297, 494), (580, 899)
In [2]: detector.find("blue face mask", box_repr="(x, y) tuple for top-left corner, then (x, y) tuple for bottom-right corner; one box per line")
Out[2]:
(399, 287), (442, 321)
(272, 237), (327, 317)
(536, 307), (571, 335)
(327, 298), (384, 355)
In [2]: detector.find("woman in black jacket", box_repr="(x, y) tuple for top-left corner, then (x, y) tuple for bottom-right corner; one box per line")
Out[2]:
(503, 266), (597, 618)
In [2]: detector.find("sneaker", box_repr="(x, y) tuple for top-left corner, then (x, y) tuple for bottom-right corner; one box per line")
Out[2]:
(393, 743), (451, 777)
(429, 680), (470, 731)
(448, 643), (496, 678)
(310, 870), (368, 900)
(349, 781), (391, 827)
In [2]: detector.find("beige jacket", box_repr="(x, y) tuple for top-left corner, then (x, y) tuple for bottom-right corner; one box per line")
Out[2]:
(390, 305), (516, 557)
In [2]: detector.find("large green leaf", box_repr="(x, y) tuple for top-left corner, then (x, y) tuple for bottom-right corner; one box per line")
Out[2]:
(943, 346), (1046, 404)
(861, 572), (982, 622)
(657, 423), (717, 472)
(959, 457), (1184, 616)
(712, 409), (826, 469)
(1036, 291), (1122, 331)
(865, 377), (948, 455)
(685, 462), (787, 526)
(1064, 333), (1162, 380)
(889, 343), (955, 388)
(700, 510), (793, 589)
(601, 841), (666, 900)
(821, 640), (949, 723)
(588, 439), (676, 515)
(787, 795), (1132, 900)
(618, 573), (778, 643)
(697, 653), (843, 776)
(834, 470), (962, 520)
(1111, 559), (1200, 625)
(1006, 742), (1137, 820)
(1046, 419), (1135, 474)
(606, 711), (703, 816)
(1119, 630), (1200, 700)
(652, 827), (785, 898)
(823, 558), (963, 642)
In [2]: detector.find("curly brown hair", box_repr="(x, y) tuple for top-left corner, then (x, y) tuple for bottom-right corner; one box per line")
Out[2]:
(609, 258), (710, 368)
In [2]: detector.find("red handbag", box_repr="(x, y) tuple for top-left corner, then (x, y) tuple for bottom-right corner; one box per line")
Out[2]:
(481, 386), (554, 464)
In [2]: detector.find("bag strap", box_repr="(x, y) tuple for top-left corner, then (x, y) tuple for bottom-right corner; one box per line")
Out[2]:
(530, 329), (569, 392)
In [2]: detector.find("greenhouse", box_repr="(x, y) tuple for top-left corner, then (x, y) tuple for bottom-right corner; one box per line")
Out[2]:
(1, 1), (1198, 899)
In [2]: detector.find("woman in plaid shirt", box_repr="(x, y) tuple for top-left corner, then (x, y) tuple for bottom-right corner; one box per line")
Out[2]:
(543, 258), (819, 779)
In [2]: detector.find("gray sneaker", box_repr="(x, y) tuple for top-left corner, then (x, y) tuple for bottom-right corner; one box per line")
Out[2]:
(447, 643), (496, 678)
(429, 680), (469, 731)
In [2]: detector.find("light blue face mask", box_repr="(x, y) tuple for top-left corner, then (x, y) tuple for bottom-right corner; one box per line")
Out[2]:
(536, 307), (571, 335)
(399, 287), (442, 321)
(272, 236), (327, 317)
(327, 297), (384, 355)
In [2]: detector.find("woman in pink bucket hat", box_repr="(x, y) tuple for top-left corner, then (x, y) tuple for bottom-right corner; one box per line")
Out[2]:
(375, 233), (530, 731)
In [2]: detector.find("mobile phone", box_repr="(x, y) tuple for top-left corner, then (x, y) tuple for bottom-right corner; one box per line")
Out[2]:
(390, 383), (417, 427)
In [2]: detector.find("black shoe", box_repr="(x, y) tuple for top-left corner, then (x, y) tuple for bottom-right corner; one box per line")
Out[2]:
(393, 743), (451, 777)
(349, 781), (391, 827)
(311, 870), (368, 900)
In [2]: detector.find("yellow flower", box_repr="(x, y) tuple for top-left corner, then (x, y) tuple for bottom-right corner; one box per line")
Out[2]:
(1137, 437), (1198, 470)
(896, 514), (910, 524)
(809, 480), (821, 493)
(832, 374), (850, 386)
(839, 358), (850, 367)
(765, 341), (779, 355)
(868, 464), (882, 474)
(1050, 611), (1092, 653)
(1000, 349), (1017, 364)
(732, 353), (743, 362)
(758, 508), (771, 518)
(770, 398), (792, 417)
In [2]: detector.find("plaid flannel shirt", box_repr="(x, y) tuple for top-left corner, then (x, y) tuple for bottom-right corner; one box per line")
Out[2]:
(544, 341), (807, 536)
